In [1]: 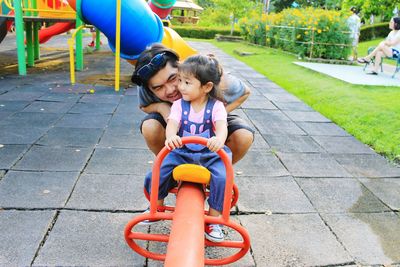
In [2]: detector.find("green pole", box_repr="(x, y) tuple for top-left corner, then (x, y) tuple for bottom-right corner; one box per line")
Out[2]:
(95, 28), (100, 50)
(33, 22), (40, 60)
(26, 22), (34, 66)
(23, 0), (34, 66)
(75, 0), (83, 70)
(14, 0), (27, 75)
(32, 0), (39, 60)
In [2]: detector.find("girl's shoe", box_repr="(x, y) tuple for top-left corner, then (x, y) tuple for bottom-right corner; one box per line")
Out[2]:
(138, 207), (161, 225)
(205, 224), (224, 242)
(357, 57), (371, 64)
(366, 71), (378, 75)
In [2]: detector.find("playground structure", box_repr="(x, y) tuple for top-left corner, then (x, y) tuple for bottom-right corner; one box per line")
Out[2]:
(124, 136), (251, 266)
(0, 0), (197, 90)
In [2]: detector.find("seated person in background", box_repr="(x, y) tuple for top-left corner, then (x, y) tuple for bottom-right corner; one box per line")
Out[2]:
(357, 17), (400, 75)
(131, 43), (254, 164)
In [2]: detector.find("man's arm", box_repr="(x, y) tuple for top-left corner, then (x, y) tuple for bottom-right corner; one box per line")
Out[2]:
(225, 85), (250, 113)
(140, 102), (171, 122)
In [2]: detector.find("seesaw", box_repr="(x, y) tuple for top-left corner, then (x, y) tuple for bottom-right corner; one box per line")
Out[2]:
(124, 136), (250, 266)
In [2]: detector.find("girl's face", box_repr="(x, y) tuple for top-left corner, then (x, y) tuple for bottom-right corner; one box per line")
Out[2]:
(177, 72), (210, 102)
(389, 18), (395, 30)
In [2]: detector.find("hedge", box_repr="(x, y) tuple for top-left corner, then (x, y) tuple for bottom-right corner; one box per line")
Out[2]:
(240, 8), (352, 60)
(170, 25), (241, 39)
(359, 23), (390, 42)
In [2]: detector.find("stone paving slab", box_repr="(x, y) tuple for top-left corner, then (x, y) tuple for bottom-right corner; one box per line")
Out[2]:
(272, 101), (315, 111)
(33, 211), (145, 266)
(0, 90), (46, 101)
(98, 126), (148, 149)
(277, 152), (352, 177)
(297, 122), (351, 136)
(0, 111), (11, 121)
(80, 94), (122, 104)
(108, 111), (143, 128)
(245, 112), (306, 135)
(296, 178), (390, 212)
(37, 92), (82, 102)
(333, 154), (400, 178)
(240, 98), (277, 110)
(234, 151), (289, 177)
(283, 110), (331, 122)
(359, 178), (400, 210)
(312, 135), (376, 154)
(0, 171), (79, 208)
(263, 92), (302, 103)
(55, 113), (112, 128)
(0, 100), (31, 111)
(0, 210), (55, 267)
(248, 133), (270, 152)
(235, 176), (315, 213)
(13, 146), (93, 172)
(0, 112), (62, 128)
(66, 174), (148, 211)
(240, 214), (353, 266)
(0, 125), (48, 144)
(68, 102), (119, 114)
(245, 109), (292, 122)
(84, 147), (154, 175)
(321, 212), (400, 265)
(0, 144), (29, 169)
(21, 100), (75, 113)
(37, 127), (104, 147)
(264, 135), (324, 153)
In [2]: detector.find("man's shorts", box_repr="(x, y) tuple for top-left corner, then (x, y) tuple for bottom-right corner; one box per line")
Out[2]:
(140, 112), (255, 137)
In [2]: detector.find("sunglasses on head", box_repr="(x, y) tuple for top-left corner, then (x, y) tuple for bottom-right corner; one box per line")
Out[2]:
(135, 52), (167, 82)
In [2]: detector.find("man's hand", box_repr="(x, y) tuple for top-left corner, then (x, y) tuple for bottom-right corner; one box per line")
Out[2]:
(207, 136), (224, 152)
(141, 102), (171, 122)
(165, 135), (182, 150)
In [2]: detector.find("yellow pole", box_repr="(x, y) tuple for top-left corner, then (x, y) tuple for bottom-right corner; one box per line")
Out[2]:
(68, 38), (76, 84)
(114, 0), (121, 92)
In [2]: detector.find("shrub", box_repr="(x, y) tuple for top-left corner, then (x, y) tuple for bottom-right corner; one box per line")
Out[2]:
(240, 8), (352, 60)
(171, 25), (241, 39)
(359, 23), (390, 42)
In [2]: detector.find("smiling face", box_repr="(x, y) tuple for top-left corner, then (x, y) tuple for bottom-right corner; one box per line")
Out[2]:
(147, 62), (182, 103)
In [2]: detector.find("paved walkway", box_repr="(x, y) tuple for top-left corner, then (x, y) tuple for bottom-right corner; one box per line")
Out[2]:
(1, 34), (400, 266)
(295, 61), (400, 86)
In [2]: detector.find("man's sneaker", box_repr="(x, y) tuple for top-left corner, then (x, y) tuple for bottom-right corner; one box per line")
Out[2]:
(205, 224), (224, 242)
(138, 207), (161, 226)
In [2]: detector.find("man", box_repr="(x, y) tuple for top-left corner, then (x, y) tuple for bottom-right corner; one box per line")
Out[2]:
(132, 43), (254, 164)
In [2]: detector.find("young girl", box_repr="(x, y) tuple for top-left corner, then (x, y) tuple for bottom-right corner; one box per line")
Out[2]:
(357, 17), (400, 74)
(142, 54), (231, 243)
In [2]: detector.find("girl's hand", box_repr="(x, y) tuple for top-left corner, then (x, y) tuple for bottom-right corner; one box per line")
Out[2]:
(207, 136), (224, 152)
(165, 135), (182, 150)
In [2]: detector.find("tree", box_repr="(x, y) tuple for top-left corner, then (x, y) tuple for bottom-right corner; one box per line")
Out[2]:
(213, 0), (257, 34)
(342, 0), (400, 21)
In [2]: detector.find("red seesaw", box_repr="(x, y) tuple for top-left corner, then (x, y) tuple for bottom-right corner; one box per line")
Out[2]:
(124, 136), (250, 266)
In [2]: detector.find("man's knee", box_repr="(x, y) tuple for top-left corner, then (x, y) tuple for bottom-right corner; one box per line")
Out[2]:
(142, 119), (165, 141)
(226, 129), (254, 159)
(228, 129), (254, 147)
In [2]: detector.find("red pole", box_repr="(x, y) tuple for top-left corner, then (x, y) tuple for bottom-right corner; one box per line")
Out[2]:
(164, 182), (205, 267)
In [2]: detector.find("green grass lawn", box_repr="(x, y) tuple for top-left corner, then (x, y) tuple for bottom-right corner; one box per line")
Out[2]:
(202, 40), (400, 162)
